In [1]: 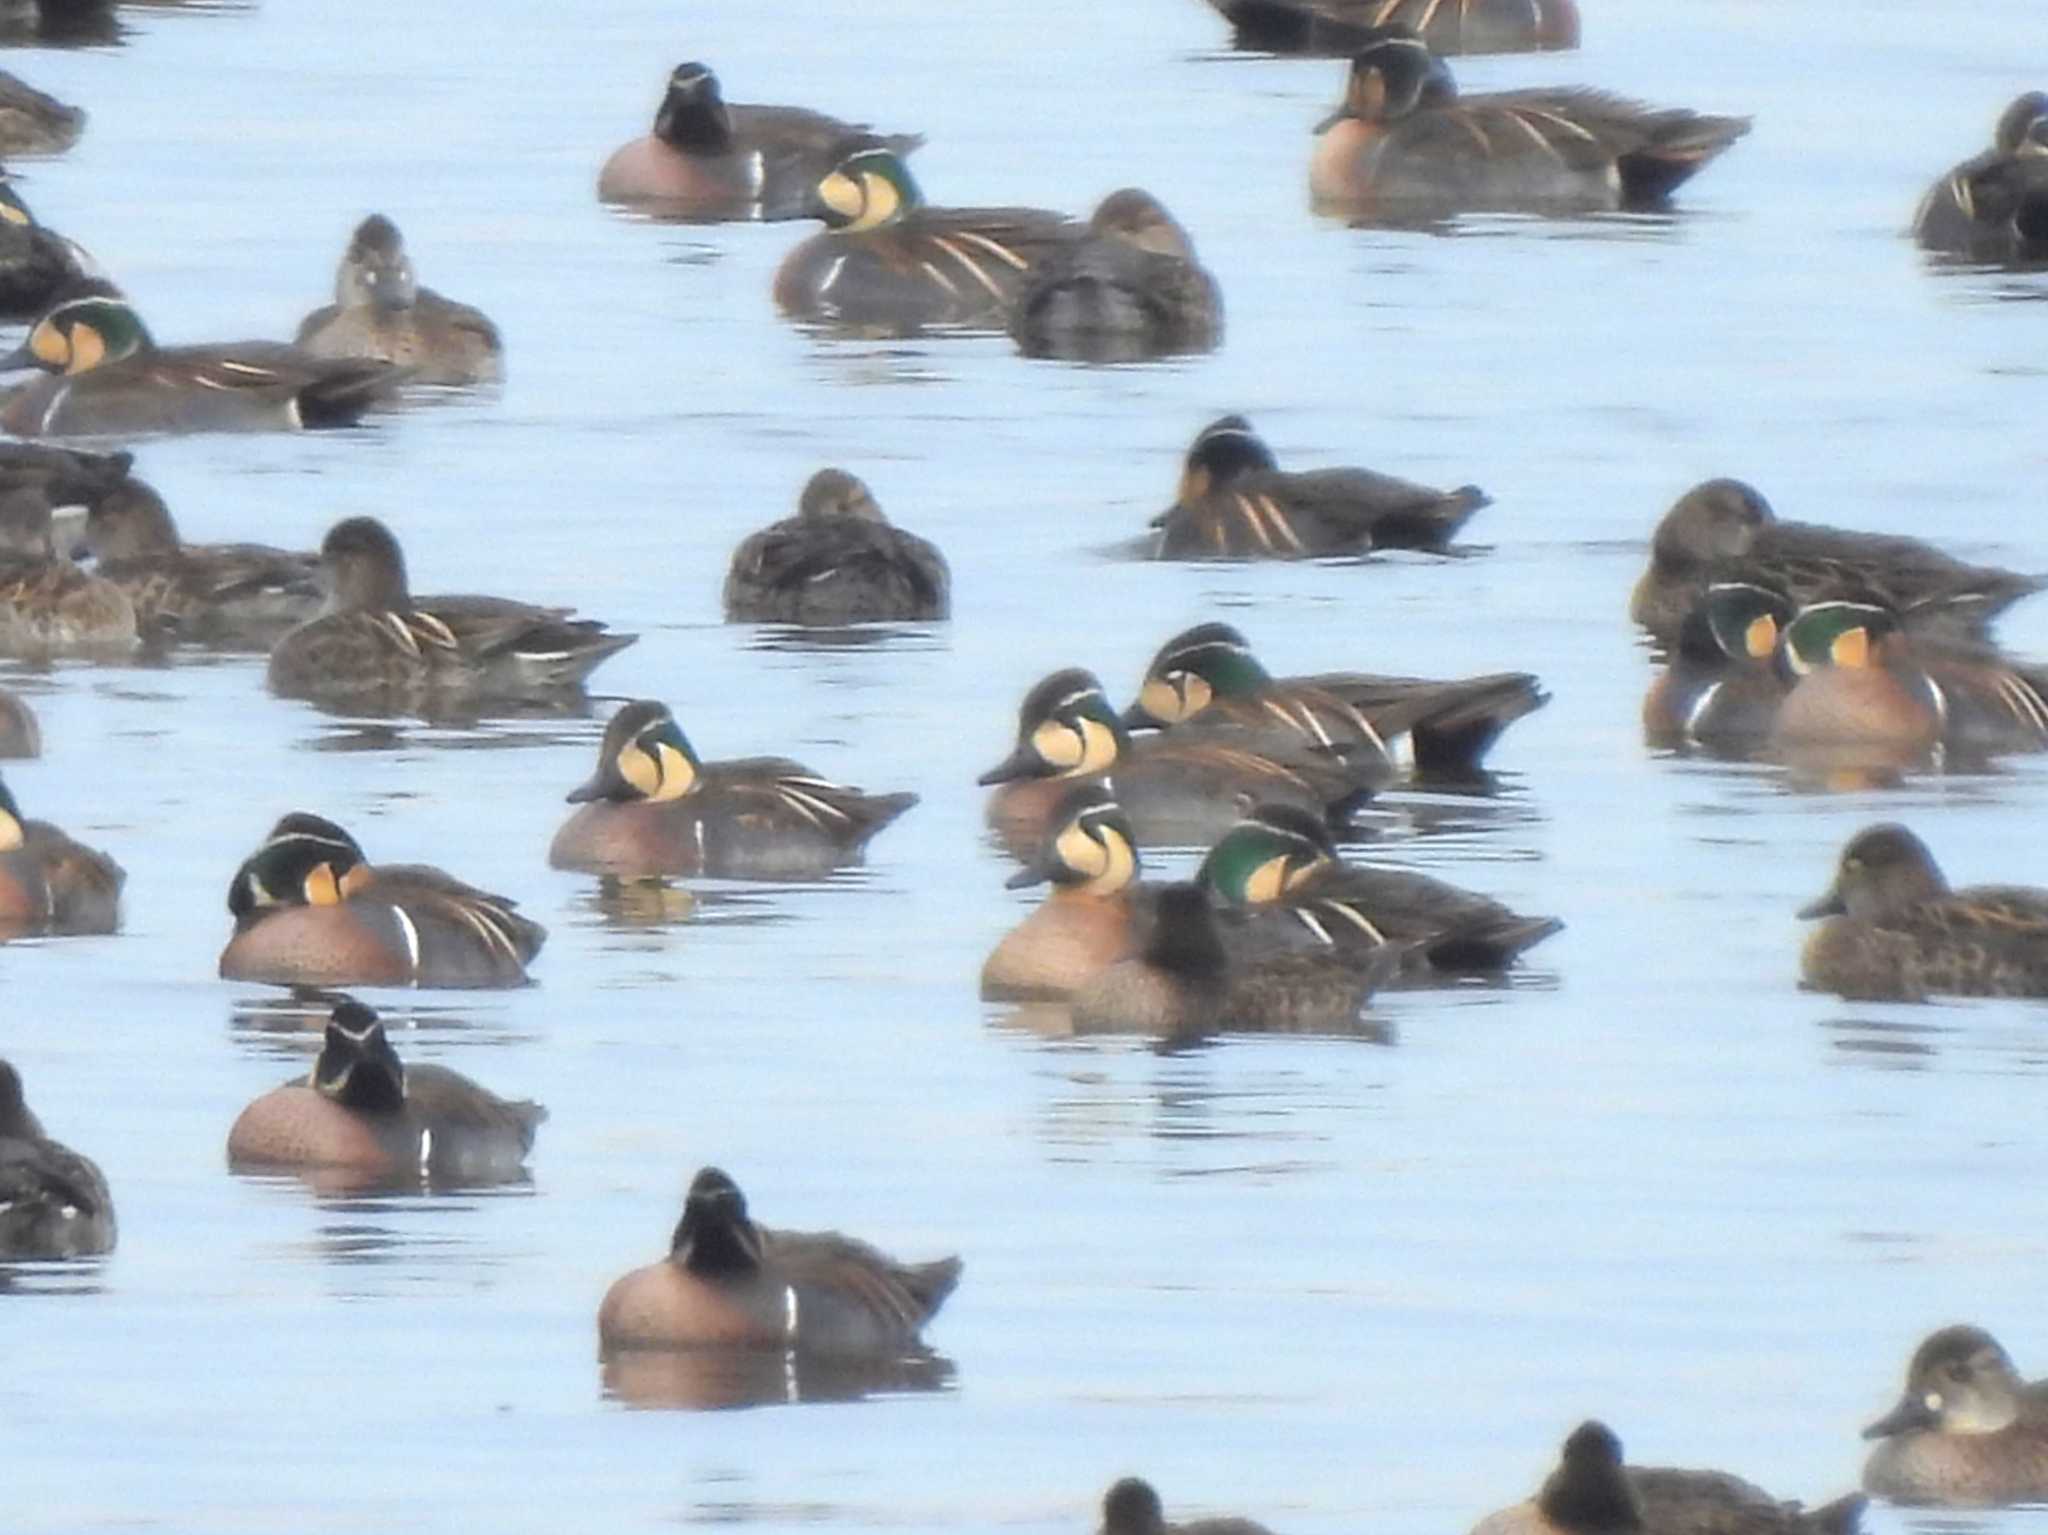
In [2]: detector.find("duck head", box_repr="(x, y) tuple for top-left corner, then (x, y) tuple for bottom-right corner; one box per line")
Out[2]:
(319, 516), (413, 612)
(1799, 823), (1950, 921)
(1199, 805), (1338, 905)
(978, 668), (1126, 785)
(1006, 782), (1140, 895)
(4, 296), (155, 376)
(1865, 1325), (2029, 1439)
(227, 812), (371, 924)
(336, 215), (420, 314)
(312, 1000), (407, 1113)
(567, 700), (702, 805)
(1176, 415), (1278, 504)
(811, 146), (923, 233)
(652, 61), (735, 155)
(669, 1165), (767, 1277)
(1123, 621), (1273, 730)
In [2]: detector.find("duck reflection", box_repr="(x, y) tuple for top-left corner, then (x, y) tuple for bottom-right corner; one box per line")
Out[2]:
(601, 1345), (954, 1411)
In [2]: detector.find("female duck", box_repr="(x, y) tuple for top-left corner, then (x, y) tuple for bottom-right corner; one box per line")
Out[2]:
(1630, 478), (2040, 648)
(1915, 93), (2048, 265)
(1469, 1420), (1862, 1535)
(978, 666), (1378, 858)
(0, 69), (85, 156)
(1009, 188), (1222, 361)
(1799, 824), (2048, 1001)
(1310, 28), (1749, 216)
(1198, 0), (1578, 57)
(1862, 1326), (2048, 1505)
(0, 295), (408, 436)
(599, 60), (922, 221)
(267, 515), (635, 709)
(0, 686), (37, 756)
(550, 698), (917, 880)
(1124, 619), (1544, 779)
(983, 783), (1148, 1001)
(219, 811), (545, 988)
(598, 1165), (961, 1357)
(1098, 1476), (1276, 1535)
(228, 1001), (544, 1186)
(78, 481), (319, 648)
(1200, 804), (1560, 976)
(0, 770), (123, 935)
(0, 488), (138, 657)
(723, 468), (949, 624)
(295, 215), (503, 386)
(1151, 414), (1487, 560)
(774, 146), (1081, 330)
(0, 1058), (114, 1257)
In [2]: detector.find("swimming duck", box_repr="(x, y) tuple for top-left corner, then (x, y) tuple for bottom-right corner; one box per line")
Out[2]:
(1069, 879), (1395, 1038)
(979, 666), (1379, 858)
(1642, 583), (1792, 750)
(549, 698), (918, 880)
(0, 295), (410, 436)
(1310, 28), (1750, 217)
(0, 768), (122, 935)
(0, 70), (84, 156)
(227, 1000), (544, 1185)
(1799, 823), (2048, 1001)
(1124, 620), (1544, 779)
(1202, 804), (1560, 975)
(0, 440), (146, 515)
(0, 1058), (114, 1257)
(1008, 188), (1223, 362)
(267, 516), (636, 710)
(598, 61), (923, 221)
(1150, 414), (1488, 560)
(76, 484), (319, 648)
(1630, 479), (2041, 648)
(722, 468), (950, 624)
(1863, 1326), (2048, 1506)
(982, 783), (1148, 1001)
(0, 685), (37, 756)
(0, 488), (138, 656)
(1771, 600), (2048, 757)
(219, 811), (545, 988)
(0, 177), (100, 321)
(294, 215), (503, 386)
(1470, 1420), (1863, 1535)
(1098, 1476), (1276, 1535)
(774, 146), (1082, 331)
(1199, 0), (1579, 57)
(598, 1165), (962, 1357)
(1915, 93), (2048, 265)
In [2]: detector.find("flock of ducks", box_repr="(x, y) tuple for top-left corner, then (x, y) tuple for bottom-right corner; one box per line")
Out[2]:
(4, 0), (2048, 1528)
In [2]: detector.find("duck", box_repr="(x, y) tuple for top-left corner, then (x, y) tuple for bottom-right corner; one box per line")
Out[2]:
(1098, 1476), (1277, 1535)
(267, 515), (636, 710)
(0, 176), (100, 320)
(1915, 93), (2048, 265)
(1068, 879), (1395, 1038)
(1862, 1325), (2048, 1506)
(1197, 0), (1579, 57)
(1469, 1420), (1863, 1535)
(598, 60), (923, 221)
(0, 768), (122, 935)
(774, 145), (1082, 331)
(1641, 582), (1792, 750)
(0, 1058), (114, 1257)
(75, 482), (320, 648)
(218, 810), (545, 988)
(1008, 188), (1222, 361)
(1798, 823), (2048, 1001)
(1770, 600), (2048, 758)
(0, 440), (148, 516)
(1201, 804), (1560, 976)
(1149, 414), (1488, 560)
(0, 685), (37, 756)
(227, 1000), (544, 1185)
(982, 783), (1149, 1001)
(1124, 620), (1545, 779)
(549, 698), (918, 880)
(597, 1165), (961, 1358)
(978, 666), (1380, 858)
(722, 468), (950, 624)
(1630, 478), (2041, 648)
(0, 70), (84, 157)
(1310, 27), (1750, 217)
(0, 487), (138, 656)
(0, 295), (410, 436)
(294, 215), (503, 386)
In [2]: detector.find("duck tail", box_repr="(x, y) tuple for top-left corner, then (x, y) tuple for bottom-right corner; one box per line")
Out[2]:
(1809, 1493), (1866, 1535)
(1617, 113), (1752, 205)
(1409, 672), (1549, 778)
(296, 361), (413, 428)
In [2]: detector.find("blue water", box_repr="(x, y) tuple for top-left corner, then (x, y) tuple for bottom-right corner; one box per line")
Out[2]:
(5, 0), (2048, 1531)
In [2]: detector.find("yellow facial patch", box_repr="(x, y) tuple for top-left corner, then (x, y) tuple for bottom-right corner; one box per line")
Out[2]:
(1831, 626), (1872, 669)
(0, 807), (21, 852)
(1053, 819), (1108, 879)
(303, 862), (344, 906)
(1352, 70), (1388, 120)
(845, 170), (901, 232)
(1178, 465), (1212, 505)
(817, 171), (864, 223)
(29, 318), (70, 370)
(649, 741), (695, 802)
(1745, 614), (1777, 660)
(1281, 850), (1332, 893)
(66, 323), (107, 375)
(1091, 823), (1136, 894)
(1242, 853), (1293, 906)
(1139, 677), (1189, 726)
(338, 864), (374, 899)
(0, 198), (28, 229)
(1072, 716), (1120, 777)
(1029, 718), (1084, 771)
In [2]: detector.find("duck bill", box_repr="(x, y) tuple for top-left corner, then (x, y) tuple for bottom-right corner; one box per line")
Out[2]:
(1796, 885), (1845, 920)
(1004, 861), (1051, 891)
(1311, 106), (1348, 134)
(0, 339), (37, 372)
(976, 745), (1041, 787)
(1862, 1393), (1940, 1440)
(1119, 701), (1162, 733)
(564, 770), (613, 804)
